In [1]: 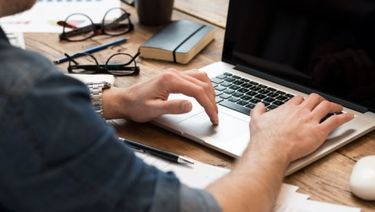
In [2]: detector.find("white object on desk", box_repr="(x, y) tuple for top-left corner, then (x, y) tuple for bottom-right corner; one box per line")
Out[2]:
(67, 74), (115, 85)
(350, 155), (375, 201)
(5, 32), (25, 49)
(0, 0), (120, 33)
(136, 152), (361, 211)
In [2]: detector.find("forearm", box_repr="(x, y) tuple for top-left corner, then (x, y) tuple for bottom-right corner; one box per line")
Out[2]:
(207, 146), (289, 212)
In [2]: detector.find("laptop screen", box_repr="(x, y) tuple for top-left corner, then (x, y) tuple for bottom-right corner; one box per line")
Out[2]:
(223, 0), (375, 112)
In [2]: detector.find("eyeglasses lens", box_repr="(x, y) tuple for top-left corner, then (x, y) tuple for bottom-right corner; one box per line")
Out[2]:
(64, 14), (95, 41)
(103, 8), (131, 35)
(106, 54), (138, 76)
(70, 54), (99, 74)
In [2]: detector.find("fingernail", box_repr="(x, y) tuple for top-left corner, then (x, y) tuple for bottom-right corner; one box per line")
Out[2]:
(213, 116), (219, 125)
(182, 101), (192, 112)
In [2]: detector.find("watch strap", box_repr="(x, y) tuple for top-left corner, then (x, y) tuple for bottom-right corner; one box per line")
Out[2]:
(87, 82), (111, 116)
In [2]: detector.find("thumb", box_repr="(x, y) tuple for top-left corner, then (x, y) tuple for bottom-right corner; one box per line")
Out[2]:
(151, 99), (193, 115)
(251, 102), (266, 118)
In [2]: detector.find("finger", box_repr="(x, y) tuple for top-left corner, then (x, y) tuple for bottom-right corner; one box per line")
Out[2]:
(284, 95), (304, 106)
(312, 100), (343, 120)
(299, 93), (324, 110)
(163, 73), (219, 125)
(251, 102), (266, 118)
(182, 71), (216, 105)
(150, 99), (193, 115)
(180, 73), (218, 114)
(319, 112), (354, 133)
(184, 70), (211, 84)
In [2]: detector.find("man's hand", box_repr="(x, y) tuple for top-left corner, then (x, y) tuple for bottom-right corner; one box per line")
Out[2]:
(102, 69), (219, 124)
(207, 94), (354, 212)
(248, 93), (354, 162)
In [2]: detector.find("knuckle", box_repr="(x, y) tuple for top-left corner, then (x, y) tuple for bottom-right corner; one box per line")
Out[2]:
(160, 71), (177, 82)
(202, 83), (211, 91)
(199, 71), (209, 78)
(310, 93), (321, 100)
(321, 100), (331, 107)
(165, 68), (177, 73)
(196, 86), (205, 94)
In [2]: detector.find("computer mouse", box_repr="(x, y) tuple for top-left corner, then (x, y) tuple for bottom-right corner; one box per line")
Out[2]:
(350, 156), (375, 201)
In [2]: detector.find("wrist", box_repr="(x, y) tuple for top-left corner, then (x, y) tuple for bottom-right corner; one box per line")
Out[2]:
(235, 140), (290, 176)
(102, 87), (133, 119)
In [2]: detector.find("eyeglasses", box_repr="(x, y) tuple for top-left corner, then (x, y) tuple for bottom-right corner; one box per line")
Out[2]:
(59, 7), (134, 42)
(66, 52), (140, 76)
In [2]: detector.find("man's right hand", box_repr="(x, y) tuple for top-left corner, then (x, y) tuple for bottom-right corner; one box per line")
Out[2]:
(248, 93), (354, 163)
(207, 94), (354, 212)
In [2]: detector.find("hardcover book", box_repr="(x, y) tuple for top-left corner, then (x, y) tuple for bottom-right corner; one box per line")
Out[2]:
(139, 20), (215, 64)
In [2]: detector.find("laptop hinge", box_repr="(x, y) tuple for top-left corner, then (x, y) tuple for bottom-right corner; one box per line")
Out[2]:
(235, 64), (369, 113)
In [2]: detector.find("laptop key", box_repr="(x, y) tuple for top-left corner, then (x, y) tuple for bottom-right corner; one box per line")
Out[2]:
(223, 88), (235, 94)
(250, 97), (261, 104)
(215, 85), (227, 91)
(242, 95), (252, 101)
(255, 94), (266, 99)
(237, 100), (248, 106)
(220, 101), (250, 115)
(276, 95), (288, 101)
(221, 81), (231, 87)
(268, 104), (278, 110)
(220, 93), (231, 99)
(224, 77), (236, 82)
(285, 93), (294, 99)
(216, 74), (227, 79)
(246, 91), (257, 96)
(233, 91), (244, 97)
(211, 78), (224, 84)
(228, 96), (240, 102)
(216, 96), (223, 103)
(273, 100), (284, 106)
(230, 84), (240, 90)
(245, 103), (256, 109)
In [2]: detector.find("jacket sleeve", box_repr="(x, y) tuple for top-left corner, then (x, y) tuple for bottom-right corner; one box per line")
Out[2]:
(0, 71), (220, 212)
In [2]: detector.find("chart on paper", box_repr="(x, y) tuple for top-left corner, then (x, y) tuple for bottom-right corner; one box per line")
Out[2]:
(0, 0), (121, 33)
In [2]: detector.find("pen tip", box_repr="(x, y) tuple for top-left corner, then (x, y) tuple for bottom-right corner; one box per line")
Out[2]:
(179, 156), (195, 165)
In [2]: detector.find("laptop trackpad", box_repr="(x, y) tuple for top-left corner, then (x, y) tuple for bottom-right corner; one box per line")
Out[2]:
(178, 111), (250, 156)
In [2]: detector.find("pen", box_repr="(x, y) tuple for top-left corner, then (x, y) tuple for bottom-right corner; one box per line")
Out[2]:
(53, 38), (128, 64)
(119, 137), (194, 166)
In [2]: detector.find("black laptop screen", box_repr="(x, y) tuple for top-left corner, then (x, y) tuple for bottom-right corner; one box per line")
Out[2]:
(223, 0), (375, 112)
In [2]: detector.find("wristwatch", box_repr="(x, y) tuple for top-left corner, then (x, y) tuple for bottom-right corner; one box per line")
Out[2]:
(86, 82), (112, 116)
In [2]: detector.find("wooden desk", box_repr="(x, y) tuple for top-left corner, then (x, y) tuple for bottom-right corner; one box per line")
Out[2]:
(25, 1), (375, 211)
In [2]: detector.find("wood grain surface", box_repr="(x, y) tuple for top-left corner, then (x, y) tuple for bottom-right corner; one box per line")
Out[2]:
(24, 1), (375, 211)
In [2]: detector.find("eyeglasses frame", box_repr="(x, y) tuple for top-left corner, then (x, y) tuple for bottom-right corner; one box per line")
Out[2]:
(66, 52), (140, 76)
(59, 7), (134, 42)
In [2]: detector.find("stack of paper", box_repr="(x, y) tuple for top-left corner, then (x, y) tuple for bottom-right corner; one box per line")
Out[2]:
(0, 0), (120, 33)
(137, 152), (361, 212)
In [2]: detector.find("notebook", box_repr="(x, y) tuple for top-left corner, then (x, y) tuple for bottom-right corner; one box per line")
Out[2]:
(152, 0), (375, 175)
(139, 20), (215, 64)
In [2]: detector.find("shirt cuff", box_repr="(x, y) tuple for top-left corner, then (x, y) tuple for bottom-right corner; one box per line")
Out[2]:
(180, 184), (222, 212)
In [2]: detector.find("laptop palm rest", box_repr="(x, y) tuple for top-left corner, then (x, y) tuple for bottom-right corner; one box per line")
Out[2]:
(180, 111), (250, 156)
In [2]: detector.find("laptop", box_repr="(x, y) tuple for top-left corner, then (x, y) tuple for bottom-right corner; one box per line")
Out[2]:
(153, 0), (375, 175)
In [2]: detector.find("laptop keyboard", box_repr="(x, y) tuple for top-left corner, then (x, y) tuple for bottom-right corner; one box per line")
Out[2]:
(211, 72), (295, 115)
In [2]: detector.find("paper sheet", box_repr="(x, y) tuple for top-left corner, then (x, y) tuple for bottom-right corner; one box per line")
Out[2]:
(6, 32), (25, 49)
(136, 152), (361, 211)
(0, 0), (120, 33)
(67, 74), (115, 85)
